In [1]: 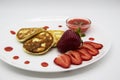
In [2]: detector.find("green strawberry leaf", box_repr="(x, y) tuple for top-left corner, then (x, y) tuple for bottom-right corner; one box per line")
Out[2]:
(76, 28), (86, 37)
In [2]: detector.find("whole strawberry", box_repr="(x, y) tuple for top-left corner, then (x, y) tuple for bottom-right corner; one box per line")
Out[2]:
(57, 29), (82, 53)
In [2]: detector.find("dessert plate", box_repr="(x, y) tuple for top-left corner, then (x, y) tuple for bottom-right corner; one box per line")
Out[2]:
(0, 17), (111, 72)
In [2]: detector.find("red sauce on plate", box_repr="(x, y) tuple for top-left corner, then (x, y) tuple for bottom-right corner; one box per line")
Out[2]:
(24, 60), (30, 64)
(89, 37), (95, 41)
(10, 30), (16, 35)
(13, 56), (19, 60)
(4, 46), (13, 52)
(58, 25), (62, 28)
(41, 62), (48, 67)
(43, 26), (49, 30)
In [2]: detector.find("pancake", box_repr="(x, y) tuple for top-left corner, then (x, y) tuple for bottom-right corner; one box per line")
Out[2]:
(16, 28), (45, 42)
(23, 31), (54, 55)
(48, 30), (64, 47)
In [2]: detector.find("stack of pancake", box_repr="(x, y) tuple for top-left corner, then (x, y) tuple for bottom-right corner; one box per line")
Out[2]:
(16, 27), (64, 55)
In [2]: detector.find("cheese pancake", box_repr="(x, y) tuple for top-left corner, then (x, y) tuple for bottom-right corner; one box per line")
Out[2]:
(23, 31), (54, 55)
(16, 28), (45, 42)
(48, 30), (64, 47)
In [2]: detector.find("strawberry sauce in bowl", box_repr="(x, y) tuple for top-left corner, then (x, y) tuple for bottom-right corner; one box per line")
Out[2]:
(66, 17), (91, 33)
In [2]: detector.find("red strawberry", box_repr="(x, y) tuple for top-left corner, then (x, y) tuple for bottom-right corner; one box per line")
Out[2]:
(57, 30), (82, 53)
(84, 41), (103, 49)
(66, 51), (82, 65)
(77, 48), (92, 61)
(54, 54), (71, 68)
(82, 42), (99, 56)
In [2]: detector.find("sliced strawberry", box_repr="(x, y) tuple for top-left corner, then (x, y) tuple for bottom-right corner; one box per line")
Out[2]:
(84, 41), (103, 49)
(82, 42), (99, 56)
(77, 48), (92, 61)
(87, 50), (98, 56)
(66, 51), (82, 65)
(54, 54), (71, 68)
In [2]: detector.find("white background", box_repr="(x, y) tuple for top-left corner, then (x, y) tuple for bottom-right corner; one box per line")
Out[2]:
(0, 0), (120, 80)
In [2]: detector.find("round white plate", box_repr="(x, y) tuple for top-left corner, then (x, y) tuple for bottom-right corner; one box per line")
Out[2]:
(0, 17), (111, 72)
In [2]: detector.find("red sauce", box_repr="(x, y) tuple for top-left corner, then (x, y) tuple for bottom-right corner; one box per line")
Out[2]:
(58, 25), (62, 28)
(24, 60), (30, 64)
(10, 30), (16, 35)
(66, 18), (91, 33)
(13, 56), (19, 60)
(4, 46), (13, 52)
(89, 37), (95, 41)
(43, 26), (49, 30)
(41, 62), (48, 67)
(68, 18), (90, 25)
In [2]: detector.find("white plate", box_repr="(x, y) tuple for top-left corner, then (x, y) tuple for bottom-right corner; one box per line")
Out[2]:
(0, 17), (111, 72)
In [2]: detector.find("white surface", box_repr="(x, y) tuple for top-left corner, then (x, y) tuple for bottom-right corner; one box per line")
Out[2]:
(0, 17), (111, 72)
(0, 0), (120, 80)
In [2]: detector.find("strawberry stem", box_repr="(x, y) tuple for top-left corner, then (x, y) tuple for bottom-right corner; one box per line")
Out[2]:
(75, 28), (84, 47)
(76, 28), (86, 37)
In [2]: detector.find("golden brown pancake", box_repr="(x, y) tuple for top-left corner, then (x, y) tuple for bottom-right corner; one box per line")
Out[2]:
(16, 28), (45, 42)
(23, 31), (54, 55)
(48, 30), (64, 47)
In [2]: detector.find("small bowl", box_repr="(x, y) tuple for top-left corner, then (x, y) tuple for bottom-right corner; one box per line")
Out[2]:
(66, 17), (91, 33)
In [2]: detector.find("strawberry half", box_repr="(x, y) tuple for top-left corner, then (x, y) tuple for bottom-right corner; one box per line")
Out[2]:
(54, 54), (71, 68)
(77, 48), (92, 61)
(82, 42), (99, 56)
(84, 41), (103, 49)
(66, 51), (82, 65)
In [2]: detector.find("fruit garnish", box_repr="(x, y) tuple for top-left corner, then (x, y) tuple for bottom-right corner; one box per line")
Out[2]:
(84, 41), (103, 49)
(54, 54), (71, 68)
(54, 41), (103, 68)
(82, 42), (99, 56)
(77, 48), (92, 61)
(66, 51), (82, 65)
(57, 29), (82, 53)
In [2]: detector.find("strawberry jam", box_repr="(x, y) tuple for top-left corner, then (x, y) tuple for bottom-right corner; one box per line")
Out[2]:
(10, 30), (16, 35)
(89, 37), (95, 41)
(24, 60), (30, 64)
(13, 56), (19, 60)
(4, 46), (13, 52)
(41, 62), (48, 67)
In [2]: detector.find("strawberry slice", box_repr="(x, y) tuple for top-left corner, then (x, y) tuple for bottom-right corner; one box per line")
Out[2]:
(82, 42), (99, 56)
(77, 48), (92, 61)
(54, 54), (71, 68)
(66, 51), (82, 65)
(84, 41), (103, 49)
